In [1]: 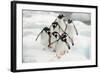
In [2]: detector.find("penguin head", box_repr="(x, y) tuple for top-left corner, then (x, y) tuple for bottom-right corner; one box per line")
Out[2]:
(58, 14), (64, 19)
(68, 19), (73, 24)
(61, 36), (67, 42)
(61, 37), (67, 43)
(43, 27), (50, 35)
(52, 22), (58, 29)
(52, 31), (59, 38)
(61, 32), (67, 42)
(61, 32), (67, 38)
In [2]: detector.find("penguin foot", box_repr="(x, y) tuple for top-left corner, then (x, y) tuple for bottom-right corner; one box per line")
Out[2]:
(48, 45), (52, 48)
(72, 42), (74, 46)
(68, 46), (70, 50)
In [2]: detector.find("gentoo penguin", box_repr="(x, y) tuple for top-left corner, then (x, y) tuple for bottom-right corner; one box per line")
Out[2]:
(54, 32), (71, 59)
(55, 14), (67, 33)
(65, 19), (78, 45)
(49, 31), (71, 58)
(35, 27), (52, 48)
(50, 31), (60, 52)
(49, 21), (61, 49)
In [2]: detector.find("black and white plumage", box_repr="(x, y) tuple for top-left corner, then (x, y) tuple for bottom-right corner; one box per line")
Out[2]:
(50, 31), (60, 51)
(55, 14), (67, 33)
(51, 32), (71, 58)
(50, 22), (60, 33)
(51, 32), (71, 50)
(50, 14), (66, 33)
(35, 27), (51, 47)
(35, 14), (78, 58)
(65, 19), (78, 45)
(50, 15), (75, 46)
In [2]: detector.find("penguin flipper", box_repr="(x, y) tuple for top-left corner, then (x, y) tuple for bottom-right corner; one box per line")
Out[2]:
(65, 41), (70, 50)
(73, 23), (78, 35)
(35, 29), (43, 41)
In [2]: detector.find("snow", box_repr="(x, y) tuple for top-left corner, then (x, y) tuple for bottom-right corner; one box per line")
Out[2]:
(23, 39), (87, 63)
(23, 31), (90, 63)
(71, 13), (91, 22)
(22, 11), (91, 63)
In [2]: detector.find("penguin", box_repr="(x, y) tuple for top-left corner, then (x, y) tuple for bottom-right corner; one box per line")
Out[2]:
(49, 21), (61, 49)
(65, 18), (78, 45)
(50, 31), (60, 52)
(51, 31), (70, 59)
(55, 32), (71, 59)
(55, 14), (67, 33)
(35, 27), (52, 48)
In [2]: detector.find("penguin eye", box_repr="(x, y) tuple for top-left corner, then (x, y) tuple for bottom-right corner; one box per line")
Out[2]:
(46, 31), (50, 34)
(63, 38), (66, 41)
(54, 33), (58, 38)
(52, 32), (58, 38)
(45, 29), (50, 34)
(62, 33), (66, 37)
(53, 24), (57, 29)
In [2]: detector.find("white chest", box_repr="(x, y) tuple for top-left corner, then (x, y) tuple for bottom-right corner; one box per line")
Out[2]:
(66, 23), (76, 38)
